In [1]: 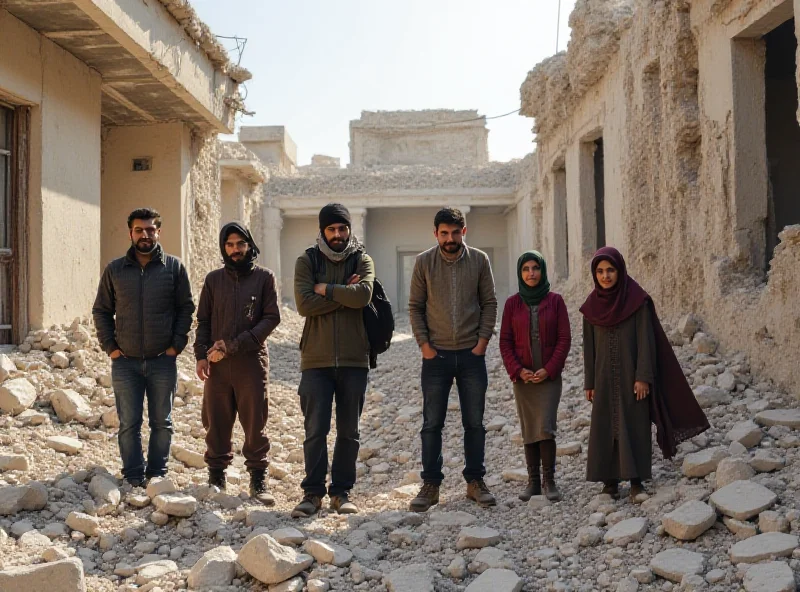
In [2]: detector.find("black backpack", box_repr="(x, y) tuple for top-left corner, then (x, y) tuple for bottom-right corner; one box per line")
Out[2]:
(305, 246), (395, 368)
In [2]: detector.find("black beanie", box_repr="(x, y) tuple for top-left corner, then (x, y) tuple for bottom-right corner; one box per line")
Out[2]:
(319, 203), (351, 231)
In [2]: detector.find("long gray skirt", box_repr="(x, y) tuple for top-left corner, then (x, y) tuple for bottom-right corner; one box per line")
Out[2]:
(513, 377), (562, 444)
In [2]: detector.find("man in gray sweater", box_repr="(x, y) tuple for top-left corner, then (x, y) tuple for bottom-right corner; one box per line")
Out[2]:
(407, 207), (498, 512)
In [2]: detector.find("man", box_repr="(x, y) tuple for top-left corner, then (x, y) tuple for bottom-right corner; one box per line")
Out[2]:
(194, 222), (281, 505)
(407, 207), (498, 512)
(292, 203), (375, 518)
(93, 208), (194, 488)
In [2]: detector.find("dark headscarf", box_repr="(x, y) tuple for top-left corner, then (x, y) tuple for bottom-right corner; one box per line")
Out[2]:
(580, 246), (710, 458)
(517, 251), (550, 306)
(319, 203), (351, 231)
(220, 222), (260, 275)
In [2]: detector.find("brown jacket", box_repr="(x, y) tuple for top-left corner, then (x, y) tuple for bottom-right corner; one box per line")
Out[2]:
(194, 266), (281, 361)
(409, 245), (497, 351)
(294, 248), (375, 371)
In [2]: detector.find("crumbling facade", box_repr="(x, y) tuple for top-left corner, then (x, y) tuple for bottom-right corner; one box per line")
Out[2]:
(515, 0), (800, 391)
(218, 111), (520, 311)
(0, 0), (247, 344)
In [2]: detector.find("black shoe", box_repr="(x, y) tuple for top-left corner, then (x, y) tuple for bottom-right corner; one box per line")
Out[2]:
(208, 468), (226, 490)
(329, 492), (358, 514)
(409, 482), (440, 513)
(292, 494), (323, 518)
(249, 469), (275, 506)
(466, 479), (497, 507)
(125, 477), (149, 489)
(519, 472), (542, 502)
(542, 473), (562, 502)
(630, 479), (647, 501)
(602, 481), (620, 500)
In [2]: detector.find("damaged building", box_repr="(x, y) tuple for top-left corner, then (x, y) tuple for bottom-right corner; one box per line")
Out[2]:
(511, 0), (800, 391)
(0, 0), (248, 345)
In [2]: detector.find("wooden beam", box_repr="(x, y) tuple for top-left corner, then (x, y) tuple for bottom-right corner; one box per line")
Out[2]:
(101, 85), (156, 122)
(43, 29), (104, 39)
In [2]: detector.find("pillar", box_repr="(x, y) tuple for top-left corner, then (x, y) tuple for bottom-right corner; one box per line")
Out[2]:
(261, 206), (283, 297)
(349, 207), (367, 245)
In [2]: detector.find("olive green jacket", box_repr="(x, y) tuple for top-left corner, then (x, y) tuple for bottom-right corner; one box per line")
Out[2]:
(294, 248), (375, 371)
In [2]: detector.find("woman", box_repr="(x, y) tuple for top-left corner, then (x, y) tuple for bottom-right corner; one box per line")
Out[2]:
(500, 251), (571, 502)
(581, 247), (709, 501)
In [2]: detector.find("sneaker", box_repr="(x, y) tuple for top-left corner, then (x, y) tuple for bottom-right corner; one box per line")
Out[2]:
(466, 479), (496, 507)
(292, 494), (323, 518)
(208, 468), (226, 490)
(409, 482), (440, 513)
(249, 469), (275, 506)
(330, 493), (358, 514)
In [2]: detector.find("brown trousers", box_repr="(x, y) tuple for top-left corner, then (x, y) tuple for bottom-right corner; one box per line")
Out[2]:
(201, 353), (270, 471)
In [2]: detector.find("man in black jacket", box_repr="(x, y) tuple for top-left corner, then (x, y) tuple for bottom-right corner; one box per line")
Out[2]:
(93, 208), (194, 487)
(193, 222), (280, 505)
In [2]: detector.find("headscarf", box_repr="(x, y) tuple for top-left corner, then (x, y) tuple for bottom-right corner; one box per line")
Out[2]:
(316, 232), (363, 263)
(220, 222), (260, 274)
(580, 246), (710, 458)
(517, 250), (550, 306)
(579, 246), (649, 326)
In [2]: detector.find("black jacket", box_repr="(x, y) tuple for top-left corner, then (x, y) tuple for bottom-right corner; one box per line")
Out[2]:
(92, 245), (195, 358)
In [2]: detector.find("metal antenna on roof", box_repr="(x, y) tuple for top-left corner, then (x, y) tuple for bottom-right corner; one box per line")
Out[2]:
(556, 0), (562, 53)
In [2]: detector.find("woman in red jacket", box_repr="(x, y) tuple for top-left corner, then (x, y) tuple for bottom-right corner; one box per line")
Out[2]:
(500, 251), (571, 502)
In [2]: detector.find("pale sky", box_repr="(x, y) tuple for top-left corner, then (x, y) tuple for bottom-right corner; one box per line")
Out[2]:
(192, 0), (577, 166)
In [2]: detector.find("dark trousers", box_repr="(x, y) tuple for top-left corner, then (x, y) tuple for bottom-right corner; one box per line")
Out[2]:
(201, 354), (270, 471)
(420, 348), (488, 484)
(299, 367), (368, 496)
(111, 355), (177, 482)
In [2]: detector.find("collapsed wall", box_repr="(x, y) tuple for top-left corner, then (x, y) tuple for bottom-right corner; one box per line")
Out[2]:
(519, 0), (800, 392)
(186, 133), (222, 295)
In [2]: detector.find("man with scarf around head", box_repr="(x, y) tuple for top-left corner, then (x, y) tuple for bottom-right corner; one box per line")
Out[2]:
(291, 203), (375, 518)
(93, 208), (195, 488)
(193, 222), (281, 504)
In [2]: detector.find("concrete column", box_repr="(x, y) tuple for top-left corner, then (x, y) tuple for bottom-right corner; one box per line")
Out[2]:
(261, 206), (283, 297)
(349, 207), (367, 245)
(565, 141), (597, 279)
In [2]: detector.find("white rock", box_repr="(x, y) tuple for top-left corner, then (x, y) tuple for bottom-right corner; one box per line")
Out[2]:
(101, 408), (119, 428)
(464, 568), (523, 592)
(0, 454), (29, 472)
(305, 539), (353, 567)
(41, 547), (71, 562)
(171, 444), (206, 468)
(743, 561), (796, 592)
(556, 442), (582, 456)
(0, 354), (16, 382)
(188, 545), (237, 589)
(662, 500), (716, 540)
(429, 511), (477, 527)
(693, 385), (728, 408)
(127, 494), (151, 508)
(604, 518), (648, 546)
(385, 563), (435, 592)
(650, 548), (705, 582)
(268, 577), (304, 592)
(710, 480), (777, 520)
(729, 533), (799, 563)
(146, 478), (177, 498)
(135, 559), (178, 585)
(18, 530), (51, 549)
(501, 468), (528, 482)
(755, 409), (800, 429)
(678, 314), (700, 337)
(760, 511), (790, 533)
(448, 555), (467, 579)
(717, 371), (736, 391)
(0, 558), (85, 591)
(750, 450), (786, 472)
(727, 420), (764, 448)
(46, 436), (83, 455)
(617, 576), (639, 592)
(152, 494), (197, 517)
(0, 378), (37, 415)
(723, 516), (758, 539)
(307, 579), (330, 592)
(66, 511), (101, 537)
(528, 495), (551, 509)
(237, 534), (313, 585)
(682, 447), (729, 477)
(88, 475), (120, 505)
(50, 390), (93, 426)
(456, 526), (501, 550)
(575, 526), (603, 547)
(693, 333), (718, 354)
(272, 527), (306, 546)
(269, 462), (291, 480)
(150, 511), (169, 526)
(391, 484), (419, 499)
(715, 457), (756, 489)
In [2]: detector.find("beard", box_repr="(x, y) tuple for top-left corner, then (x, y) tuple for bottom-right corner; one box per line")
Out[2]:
(133, 238), (157, 254)
(441, 241), (463, 254)
(327, 237), (348, 253)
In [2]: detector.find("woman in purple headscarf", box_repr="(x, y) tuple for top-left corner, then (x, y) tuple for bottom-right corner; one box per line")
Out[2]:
(581, 247), (709, 501)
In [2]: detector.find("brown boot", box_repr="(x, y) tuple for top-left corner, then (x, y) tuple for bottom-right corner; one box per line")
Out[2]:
(519, 442), (541, 502)
(249, 469), (275, 506)
(409, 482), (440, 513)
(466, 479), (497, 507)
(540, 439), (562, 502)
(601, 480), (620, 499)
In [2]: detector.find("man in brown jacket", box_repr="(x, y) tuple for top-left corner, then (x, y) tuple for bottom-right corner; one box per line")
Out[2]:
(408, 207), (498, 512)
(194, 222), (281, 505)
(291, 203), (375, 518)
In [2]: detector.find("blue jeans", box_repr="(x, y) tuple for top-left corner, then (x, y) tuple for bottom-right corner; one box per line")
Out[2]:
(111, 355), (177, 482)
(299, 367), (368, 496)
(420, 348), (488, 484)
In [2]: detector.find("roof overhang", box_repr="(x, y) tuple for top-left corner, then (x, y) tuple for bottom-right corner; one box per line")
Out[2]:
(219, 159), (265, 184)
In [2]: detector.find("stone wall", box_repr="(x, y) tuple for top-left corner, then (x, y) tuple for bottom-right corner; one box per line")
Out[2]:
(186, 133), (222, 295)
(519, 0), (800, 392)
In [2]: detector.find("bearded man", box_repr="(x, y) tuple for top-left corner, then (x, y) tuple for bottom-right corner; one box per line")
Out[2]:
(93, 208), (194, 488)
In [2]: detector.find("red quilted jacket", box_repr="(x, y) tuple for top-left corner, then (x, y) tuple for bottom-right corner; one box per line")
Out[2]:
(499, 291), (571, 382)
